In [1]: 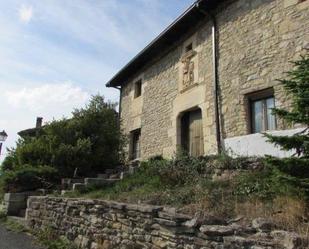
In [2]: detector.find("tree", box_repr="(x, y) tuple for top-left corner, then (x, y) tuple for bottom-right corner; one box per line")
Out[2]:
(265, 52), (309, 193)
(1, 95), (124, 179)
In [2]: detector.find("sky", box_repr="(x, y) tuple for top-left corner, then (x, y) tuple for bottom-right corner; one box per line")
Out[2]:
(0, 0), (194, 160)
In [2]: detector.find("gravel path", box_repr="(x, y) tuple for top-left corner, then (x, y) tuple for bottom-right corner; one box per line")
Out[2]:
(0, 224), (44, 249)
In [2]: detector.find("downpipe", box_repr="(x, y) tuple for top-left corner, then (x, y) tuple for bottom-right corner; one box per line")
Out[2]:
(196, 3), (222, 154)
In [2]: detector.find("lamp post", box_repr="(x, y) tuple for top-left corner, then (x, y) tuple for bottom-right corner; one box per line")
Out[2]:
(0, 130), (8, 157)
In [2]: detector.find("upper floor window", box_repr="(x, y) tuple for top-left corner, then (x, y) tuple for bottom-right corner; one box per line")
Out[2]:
(247, 89), (276, 133)
(134, 80), (142, 98)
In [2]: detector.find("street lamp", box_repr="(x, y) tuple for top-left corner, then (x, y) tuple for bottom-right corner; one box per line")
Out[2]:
(0, 130), (8, 156)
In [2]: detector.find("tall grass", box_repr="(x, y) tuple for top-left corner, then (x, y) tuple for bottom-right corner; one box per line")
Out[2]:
(65, 152), (308, 236)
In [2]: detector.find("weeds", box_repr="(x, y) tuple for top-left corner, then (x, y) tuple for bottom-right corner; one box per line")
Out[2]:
(34, 227), (77, 249)
(0, 214), (77, 249)
(65, 152), (308, 236)
(0, 210), (7, 221)
(1, 218), (28, 233)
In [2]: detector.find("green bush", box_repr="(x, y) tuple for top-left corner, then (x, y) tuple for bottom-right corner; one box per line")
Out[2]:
(1, 95), (124, 180)
(235, 164), (307, 200)
(1, 165), (58, 193)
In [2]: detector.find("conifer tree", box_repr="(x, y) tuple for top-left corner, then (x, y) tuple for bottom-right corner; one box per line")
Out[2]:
(265, 51), (309, 183)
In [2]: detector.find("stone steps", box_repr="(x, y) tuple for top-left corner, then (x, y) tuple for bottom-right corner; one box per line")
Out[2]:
(71, 178), (120, 192)
(85, 178), (120, 186)
(61, 164), (139, 194)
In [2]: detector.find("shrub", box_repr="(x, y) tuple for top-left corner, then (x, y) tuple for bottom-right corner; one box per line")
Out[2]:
(0, 95), (124, 180)
(1, 165), (58, 193)
(35, 227), (77, 249)
(264, 53), (309, 198)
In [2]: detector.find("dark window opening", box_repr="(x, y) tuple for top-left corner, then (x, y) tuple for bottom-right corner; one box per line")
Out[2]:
(134, 80), (142, 98)
(185, 43), (193, 52)
(247, 89), (276, 133)
(130, 129), (141, 160)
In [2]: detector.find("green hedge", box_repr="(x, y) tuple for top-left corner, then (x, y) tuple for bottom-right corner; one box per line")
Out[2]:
(1, 165), (58, 193)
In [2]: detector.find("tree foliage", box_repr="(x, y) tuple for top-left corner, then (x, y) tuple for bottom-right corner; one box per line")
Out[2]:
(1, 95), (124, 183)
(265, 52), (309, 157)
(265, 52), (309, 197)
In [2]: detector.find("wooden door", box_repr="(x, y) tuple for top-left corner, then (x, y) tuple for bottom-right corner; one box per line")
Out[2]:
(181, 109), (204, 157)
(189, 109), (204, 157)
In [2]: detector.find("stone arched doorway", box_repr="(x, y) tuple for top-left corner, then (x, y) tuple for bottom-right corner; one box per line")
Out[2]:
(180, 108), (204, 157)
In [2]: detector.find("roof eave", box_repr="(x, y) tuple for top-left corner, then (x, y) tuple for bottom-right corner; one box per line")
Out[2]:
(106, 0), (221, 88)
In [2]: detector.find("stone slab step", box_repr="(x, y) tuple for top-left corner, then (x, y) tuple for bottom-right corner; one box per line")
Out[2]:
(61, 190), (73, 196)
(62, 178), (85, 190)
(84, 178), (120, 187)
(97, 174), (108, 179)
(72, 183), (86, 191)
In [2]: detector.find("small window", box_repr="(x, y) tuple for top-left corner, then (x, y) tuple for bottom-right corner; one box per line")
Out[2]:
(130, 129), (141, 160)
(248, 89), (276, 133)
(134, 80), (142, 98)
(185, 43), (193, 52)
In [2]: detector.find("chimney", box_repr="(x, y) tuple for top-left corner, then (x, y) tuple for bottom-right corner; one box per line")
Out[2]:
(36, 117), (43, 128)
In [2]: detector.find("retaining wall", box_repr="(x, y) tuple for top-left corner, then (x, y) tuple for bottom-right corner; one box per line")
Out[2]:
(26, 196), (307, 249)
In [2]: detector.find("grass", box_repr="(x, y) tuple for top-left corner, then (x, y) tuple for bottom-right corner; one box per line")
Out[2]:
(1, 218), (28, 233)
(0, 215), (76, 249)
(65, 153), (309, 237)
(34, 227), (77, 249)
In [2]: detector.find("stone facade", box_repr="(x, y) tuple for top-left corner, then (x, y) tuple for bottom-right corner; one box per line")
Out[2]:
(26, 196), (308, 249)
(119, 0), (309, 160)
(217, 0), (309, 138)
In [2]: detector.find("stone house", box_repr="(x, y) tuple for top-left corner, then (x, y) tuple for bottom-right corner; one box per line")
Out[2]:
(106, 0), (309, 161)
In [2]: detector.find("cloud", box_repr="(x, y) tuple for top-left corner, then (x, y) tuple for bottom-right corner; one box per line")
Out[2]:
(19, 4), (33, 23)
(0, 82), (91, 162)
(0, 0), (193, 162)
(5, 82), (90, 112)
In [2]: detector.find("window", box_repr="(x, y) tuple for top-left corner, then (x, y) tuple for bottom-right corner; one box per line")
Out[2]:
(185, 43), (193, 52)
(130, 129), (141, 160)
(134, 80), (142, 98)
(248, 89), (276, 133)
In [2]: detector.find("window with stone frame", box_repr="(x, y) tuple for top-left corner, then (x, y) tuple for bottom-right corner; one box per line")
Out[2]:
(247, 88), (277, 133)
(130, 129), (141, 160)
(134, 79), (142, 98)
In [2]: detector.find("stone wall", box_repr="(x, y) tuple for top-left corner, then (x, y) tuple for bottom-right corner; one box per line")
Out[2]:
(3, 191), (40, 216)
(119, 0), (309, 160)
(26, 196), (307, 249)
(217, 0), (309, 139)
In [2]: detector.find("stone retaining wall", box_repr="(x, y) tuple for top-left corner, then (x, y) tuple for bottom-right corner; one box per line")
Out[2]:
(26, 196), (307, 249)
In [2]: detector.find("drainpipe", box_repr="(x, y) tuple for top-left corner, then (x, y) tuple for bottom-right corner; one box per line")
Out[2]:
(196, 3), (222, 154)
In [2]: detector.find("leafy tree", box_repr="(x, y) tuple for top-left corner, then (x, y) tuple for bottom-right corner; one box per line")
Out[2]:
(265, 52), (309, 195)
(1, 95), (124, 180)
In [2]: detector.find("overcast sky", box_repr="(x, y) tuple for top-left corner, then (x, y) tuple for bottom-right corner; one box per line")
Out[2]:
(0, 0), (193, 160)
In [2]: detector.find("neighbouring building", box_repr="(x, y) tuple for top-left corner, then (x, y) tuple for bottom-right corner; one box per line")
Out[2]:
(106, 0), (309, 161)
(18, 117), (44, 138)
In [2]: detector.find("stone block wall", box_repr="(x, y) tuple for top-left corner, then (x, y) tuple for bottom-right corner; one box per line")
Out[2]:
(217, 0), (309, 138)
(26, 196), (307, 249)
(3, 191), (39, 216)
(119, 0), (309, 160)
